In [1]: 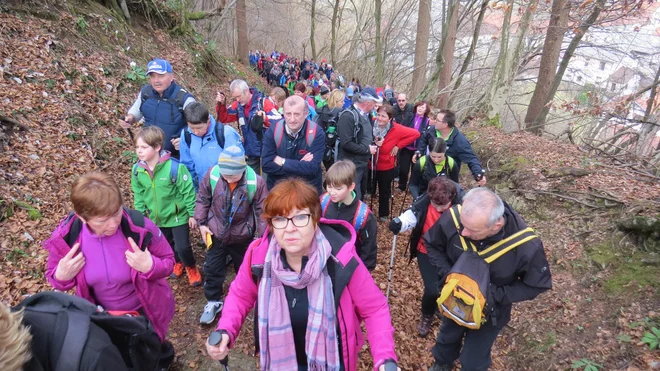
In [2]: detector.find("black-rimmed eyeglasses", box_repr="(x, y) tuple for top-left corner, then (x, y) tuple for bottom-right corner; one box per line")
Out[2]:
(271, 214), (312, 229)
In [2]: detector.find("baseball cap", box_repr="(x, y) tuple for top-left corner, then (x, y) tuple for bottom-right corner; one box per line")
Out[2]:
(146, 59), (173, 75)
(360, 87), (383, 103)
(320, 86), (330, 95)
(346, 86), (354, 97)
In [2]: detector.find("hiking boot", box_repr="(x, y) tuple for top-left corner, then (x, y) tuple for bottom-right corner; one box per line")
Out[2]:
(186, 266), (202, 287)
(200, 301), (223, 324)
(428, 361), (453, 371)
(379, 216), (388, 222)
(171, 263), (184, 278)
(417, 313), (434, 338)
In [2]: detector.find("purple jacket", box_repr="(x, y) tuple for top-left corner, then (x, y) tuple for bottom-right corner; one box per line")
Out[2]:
(216, 218), (398, 371)
(43, 209), (175, 341)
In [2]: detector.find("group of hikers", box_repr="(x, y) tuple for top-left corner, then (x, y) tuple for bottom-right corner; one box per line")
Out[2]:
(1, 55), (553, 371)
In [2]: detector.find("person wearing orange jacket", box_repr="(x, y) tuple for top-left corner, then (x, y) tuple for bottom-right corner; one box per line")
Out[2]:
(371, 104), (420, 220)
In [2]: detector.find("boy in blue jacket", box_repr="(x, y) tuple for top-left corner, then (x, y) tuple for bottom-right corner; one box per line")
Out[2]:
(179, 102), (243, 191)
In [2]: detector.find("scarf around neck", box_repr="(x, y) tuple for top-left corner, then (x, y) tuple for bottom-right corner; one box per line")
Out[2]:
(257, 228), (341, 371)
(373, 120), (391, 140)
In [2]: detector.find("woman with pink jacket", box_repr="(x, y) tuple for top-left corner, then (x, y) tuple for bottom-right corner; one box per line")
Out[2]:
(206, 178), (399, 371)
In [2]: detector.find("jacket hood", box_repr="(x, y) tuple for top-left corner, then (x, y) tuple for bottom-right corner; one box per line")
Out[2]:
(318, 218), (356, 264)
(135, 150), (172, 172)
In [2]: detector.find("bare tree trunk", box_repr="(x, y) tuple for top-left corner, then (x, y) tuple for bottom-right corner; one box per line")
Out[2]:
(235, 0), (248, 63)
(638, 63), (660, 157)
(486, 0), (537, 125)
(375, 0), (384, 85)
(417, 0), (457, 102)
(436, 0), (458, 108)
(524, 0), (570, 135)
(331, 0), (341, 66)
(448, 0), (488, 109)
(484, 0), (514, 120)
(310, 0), (317, 60)
(411, 0), (432, 98)
(532, 0), (605, 131)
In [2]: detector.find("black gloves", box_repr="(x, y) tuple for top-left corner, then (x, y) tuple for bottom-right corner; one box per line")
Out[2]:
(388, 218), (402, 234)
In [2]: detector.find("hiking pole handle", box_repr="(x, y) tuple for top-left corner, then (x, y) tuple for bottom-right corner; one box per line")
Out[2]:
(208, 330), (230, 371)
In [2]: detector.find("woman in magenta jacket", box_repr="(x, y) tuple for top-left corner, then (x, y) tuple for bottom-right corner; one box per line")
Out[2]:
(206, 178), (399, 371)
(371, 104), (421, 220)
(43, 172), (175, 361)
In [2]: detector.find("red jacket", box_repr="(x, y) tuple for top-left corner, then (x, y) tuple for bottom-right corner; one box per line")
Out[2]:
(216, 90), (277, 129)
(373, 122), (420, 171)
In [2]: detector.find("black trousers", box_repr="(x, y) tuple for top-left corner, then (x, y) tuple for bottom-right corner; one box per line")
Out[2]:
(398, 148), (415, 191)
(431, 319), (502, 371)
(203, 237), (248, 301)
(354, 164), (368, 201)
(161, 224), (195, 267)
(246, 156), (261, 176)
(375, 168), (396, 218)
(417, 251), (441, 316)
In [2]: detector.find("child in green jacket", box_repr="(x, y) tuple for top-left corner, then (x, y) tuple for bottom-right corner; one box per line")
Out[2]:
(131, 126), (202, 286)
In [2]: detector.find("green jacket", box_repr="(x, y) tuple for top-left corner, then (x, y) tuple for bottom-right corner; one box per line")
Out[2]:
(131, 151), (196, 228)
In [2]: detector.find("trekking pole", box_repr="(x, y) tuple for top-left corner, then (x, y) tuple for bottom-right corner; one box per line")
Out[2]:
(386, 235), (397, 301)
(208, 331), (230, 371)
(398, 188), (408, 216)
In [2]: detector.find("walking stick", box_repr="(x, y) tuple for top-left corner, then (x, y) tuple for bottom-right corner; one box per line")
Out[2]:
(208, 331), (230, 371)
(386, 235), (397, 301)
(370, 146), (380, 210)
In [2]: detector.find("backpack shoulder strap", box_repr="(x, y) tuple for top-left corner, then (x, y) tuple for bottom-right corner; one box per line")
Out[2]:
(481, 228), (537, 263)
(63, 212), (83, 247)
(169, 158), (179, 184)
(320, 193), (331, 216)
(352, 200), (369, 231)
(419, 155), (427, 171)
(139, 84), (151, 106)
(245, 167), (257, 203)
(209, 165), (221, 195)
(120, 208), (150, 250)
(184, 130), (192, 148)
(305, 120), (318, 147)
(216, 122), (226, 148)
(448, 205), (476, 252)
(173, 87), (189, 112)
(447, 156), (455, 171)
(54, 310), (90, 371)
(273, 120), (285, 150)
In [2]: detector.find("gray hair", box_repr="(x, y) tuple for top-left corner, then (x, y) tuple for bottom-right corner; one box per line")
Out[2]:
(461, 188), (504, 227)
(229, 79), (249, 94)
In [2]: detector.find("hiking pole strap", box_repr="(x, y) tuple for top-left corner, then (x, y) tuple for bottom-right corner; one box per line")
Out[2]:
(55, 310), (90, 371)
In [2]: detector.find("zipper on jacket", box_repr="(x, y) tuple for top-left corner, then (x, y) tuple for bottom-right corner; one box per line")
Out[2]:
(100, 236), (111, 284)
(151, 179), (159, 223)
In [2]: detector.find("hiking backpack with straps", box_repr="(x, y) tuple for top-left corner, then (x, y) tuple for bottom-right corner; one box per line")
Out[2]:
(132, 158), (181, 185)
(13, 291), (163, 371)
(320, 193), (369, 232)
(139, 85), (189, 123)
(436, 205), (537, 330)
(183, 122), (226, 149)
(333, 108), (361, 162)
(63, 207), (153, 250)
(272, 119), (318, 150)
(208, 165), (257, 203)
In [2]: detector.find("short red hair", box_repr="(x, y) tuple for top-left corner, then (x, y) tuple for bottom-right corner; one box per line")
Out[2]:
(262, 179), (321, 226)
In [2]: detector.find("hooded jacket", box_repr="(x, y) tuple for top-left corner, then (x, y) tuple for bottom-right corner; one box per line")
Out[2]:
(43, 209), (175, 341)
(336, 105), (373, 167)
(194, 168), (268, 245)
(422, 202), (552, 327)
(131, 151), (196, 227)
(216, 219), (398, 371)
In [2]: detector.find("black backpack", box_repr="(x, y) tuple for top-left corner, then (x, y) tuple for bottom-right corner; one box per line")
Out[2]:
(13, 291), (163, 371)
(63, 208), (152, 250)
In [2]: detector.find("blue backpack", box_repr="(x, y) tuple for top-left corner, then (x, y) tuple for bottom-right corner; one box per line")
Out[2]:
(320, 193), (369, 232)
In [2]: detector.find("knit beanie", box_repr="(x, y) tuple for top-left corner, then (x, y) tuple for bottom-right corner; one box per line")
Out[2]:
(217, 146), (246, 176)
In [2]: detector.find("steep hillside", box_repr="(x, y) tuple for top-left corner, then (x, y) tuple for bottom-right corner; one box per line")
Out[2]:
(1, 2), (659, 371)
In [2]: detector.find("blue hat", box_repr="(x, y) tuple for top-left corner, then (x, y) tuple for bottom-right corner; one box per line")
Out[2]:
(360, 87), (383, 103)
(346, 86), (354, 97)
(146, 59), (173, 75)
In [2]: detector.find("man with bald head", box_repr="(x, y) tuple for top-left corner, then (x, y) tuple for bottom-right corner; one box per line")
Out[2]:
(261, 95), (326, 193)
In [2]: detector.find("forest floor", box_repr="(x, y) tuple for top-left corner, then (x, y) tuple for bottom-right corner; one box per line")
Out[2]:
(1, 3), (659, 371)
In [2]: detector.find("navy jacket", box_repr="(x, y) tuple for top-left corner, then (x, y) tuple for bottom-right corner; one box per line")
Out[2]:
(417, 126), (484, 180)
(140, 82), (193, 153)
(261, 119), (326, 194)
